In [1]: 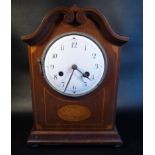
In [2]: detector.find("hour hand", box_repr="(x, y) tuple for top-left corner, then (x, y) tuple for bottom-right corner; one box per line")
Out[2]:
(71, 64), (91, 80)
(75, 66), (91, 80)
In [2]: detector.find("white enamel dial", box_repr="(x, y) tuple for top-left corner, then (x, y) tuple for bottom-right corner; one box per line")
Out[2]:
(42, 33), (107, 97)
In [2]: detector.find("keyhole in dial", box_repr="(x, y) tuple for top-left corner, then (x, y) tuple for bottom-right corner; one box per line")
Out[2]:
(59, 71), (64, 76)
(85, 71), (90, 77)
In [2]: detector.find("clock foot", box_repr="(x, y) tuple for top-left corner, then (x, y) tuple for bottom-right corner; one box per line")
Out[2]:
(114, 144), (121, 148)
(31, 144), (39, 148)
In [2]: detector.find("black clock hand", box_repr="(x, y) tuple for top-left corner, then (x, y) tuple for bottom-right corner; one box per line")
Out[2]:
(73, 65), (91, 80)
(64, 65), (76, 92)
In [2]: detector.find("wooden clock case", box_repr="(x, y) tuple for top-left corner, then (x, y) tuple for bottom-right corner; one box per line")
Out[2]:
(21, 5), (128, 145)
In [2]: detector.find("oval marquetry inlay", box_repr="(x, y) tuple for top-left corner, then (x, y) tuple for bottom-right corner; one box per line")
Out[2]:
(57, 105), (91, 122)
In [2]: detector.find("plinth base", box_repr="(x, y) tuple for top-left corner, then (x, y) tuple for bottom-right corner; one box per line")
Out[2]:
(27, 127), (122, 145)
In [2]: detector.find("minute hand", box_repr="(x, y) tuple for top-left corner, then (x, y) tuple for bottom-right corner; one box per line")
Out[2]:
(64, 68), (75, 92)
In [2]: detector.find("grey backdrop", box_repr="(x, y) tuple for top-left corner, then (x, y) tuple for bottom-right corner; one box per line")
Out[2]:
(12, 0), (143, 113)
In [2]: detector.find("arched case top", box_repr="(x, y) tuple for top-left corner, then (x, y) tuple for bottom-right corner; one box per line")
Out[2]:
(21, 4), (128, 46)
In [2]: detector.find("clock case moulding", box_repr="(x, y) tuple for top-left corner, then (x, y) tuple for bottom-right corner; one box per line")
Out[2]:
(21, 5), (128, 145)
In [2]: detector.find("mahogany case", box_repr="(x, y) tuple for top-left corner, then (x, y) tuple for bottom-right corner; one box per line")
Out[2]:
(21, 5), (128, 145)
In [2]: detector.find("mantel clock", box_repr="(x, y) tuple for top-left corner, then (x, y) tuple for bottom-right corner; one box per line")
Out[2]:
(21, 5), (128, 145)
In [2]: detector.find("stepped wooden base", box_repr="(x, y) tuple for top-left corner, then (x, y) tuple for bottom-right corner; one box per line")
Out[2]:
(27, 127), (122, 145)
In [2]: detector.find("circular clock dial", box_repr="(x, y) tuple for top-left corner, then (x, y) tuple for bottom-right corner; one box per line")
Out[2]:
(42, 33), (107, 97)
